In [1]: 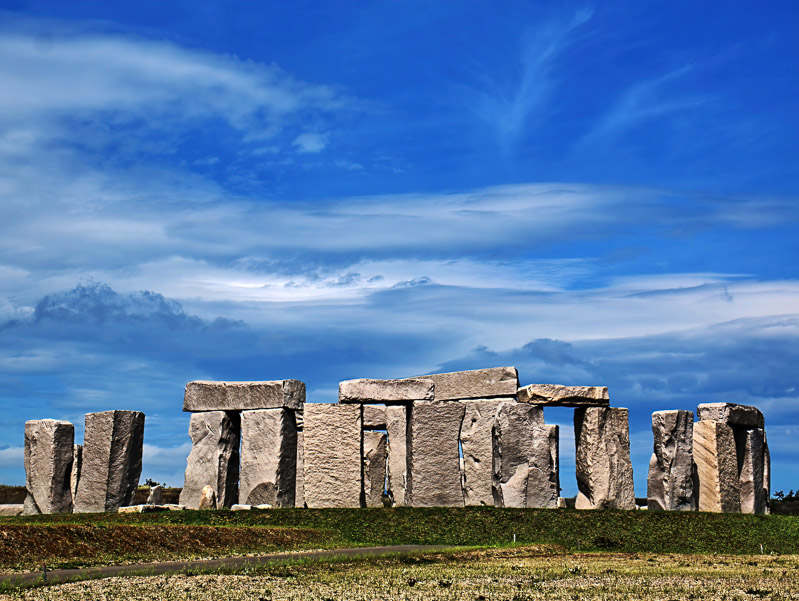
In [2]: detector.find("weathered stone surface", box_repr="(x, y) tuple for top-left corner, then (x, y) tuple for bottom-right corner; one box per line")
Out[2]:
(231, 504), (252, 511)
(147, 485), (162, 505)
(407, 401), (465, 507)
(697, 403), (764, 428)
(763, 432), (771, 514)
(23, 419), (74, 515)
(491, 403), (553, 508)
(419, 367), (519, 401)
(179, 411), (240, 509)
(385, 405), (408, 506)
(339, 378), (433, 403)
(461, 400), (507, 506)
(363, 431), (387, 507)
(303, 404), (363, 508)
(738, 428), (766, 514)
(574, 407), (635, 510)
(694, 420), (741, 513)
(199, 485), (217, 510)
(557, 497), (567, 509)
(295, 429), (305, 508)
(118, 504), (170, 514)
(647, 410), (696, 511)
(74, 410), (145, 513)
(184, 380), (305, 412)
(546, 424), (560, 500)
(239, 408), (297, 508)
(0, 505), (23, 516)
(363, 405), (387, 429)
(70, 444), (82, 501)
(517, 384), (609, 407)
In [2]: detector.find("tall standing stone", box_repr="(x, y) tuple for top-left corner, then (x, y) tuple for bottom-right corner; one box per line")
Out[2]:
(693, 420), (740, 513)
(74, 410), (145, 513)
(647, 410), (696, 511)
(363, 431), (387, 507)
(491, 403), (553, 508)
(303, 404), (363, 508)
(574, 407), (635, 510)
(385, 405), (408, 506)
(461, 400), (506, 506)
(407, 401), (465, 507)
(738, 428), (766, 514)
(23, 419), (74, 515)
(239, 408), (297, 508)
(546, 424), (560, 500)
(763, 432), (771, 514)
(70, 444), (82, 502)
(295, 429), (305, 508)
(179, 411), (240, 509)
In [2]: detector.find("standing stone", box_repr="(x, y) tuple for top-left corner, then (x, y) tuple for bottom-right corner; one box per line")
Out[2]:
(407, 401), (465, 507)
(647, 410), (696, 511)
(546, 424), (560, 500)
(303, 404), (363, 508)
(199, 485), (217, 510)
(517, 384), (609, 407)
(491, 403), (553, 508)
(763, 432), (771, 514)
(184, 380), (305, 412)
(363, 431), (387, 507)
(738, 428), (766, 514)
(74, 410), (145, 513)
(574, 407), (635, 510)
(23, 419), (74, 515)
(339, 378), (434, 404)
(295, 429), (305, 508)
(385, 405), (408, 506)
(461, 400), (507, 506)
(147, 485), (163, 505)
(693, 420), (741, 513)
(70, 444), (82, 501)
(418, 367), (519, 401)
(239, 408), (297, 508)
(179, 411), (240, 509)
(363, 405), (388, 429)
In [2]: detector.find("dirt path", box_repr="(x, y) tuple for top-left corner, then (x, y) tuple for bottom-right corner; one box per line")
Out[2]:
(0, 545), (460, 587)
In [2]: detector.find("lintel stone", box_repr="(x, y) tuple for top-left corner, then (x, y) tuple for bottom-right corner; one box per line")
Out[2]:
(517, 384), (609, 407)
(417, 367), (519, 401)
(339, 378), (433, 403)
(697, 403), (764, 428)
(183, 380), (305, 412)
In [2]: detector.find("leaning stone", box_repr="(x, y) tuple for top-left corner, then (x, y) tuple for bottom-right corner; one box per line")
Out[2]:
(407, 401), (465, 507)
(74, 410), (145, 513)
(239, 408), (297, 508)
(547, 424), (560, 500)
(70, 444), (82, 501)
(574, 407), (635, 510)
(693, 420), (740, 513)
(24, 419), (74, 515)
(303, 404), (363, 508)
(647, 410), (696, 511)
(231, 504), (252, 511)
(179, 411), (240, 509)
(183, 380), (305, 412)
(697, 403), (764, 428)
(461, 400), (507, 506)
(363, 405), (387, 429)
(363, 431), (387, 507)
(147, 485), (162, 506)
(418, 367), (519, 401)
(339, 378), (433, 404)
(492, 403), (553, 508)
(295, 429), (306, 508)
(517, 384), (609, 407)
(199, 485), (217, 510)
(738, 428), (766, 514)
(385, 405), (408, 506)
(0, 505), (24, 516)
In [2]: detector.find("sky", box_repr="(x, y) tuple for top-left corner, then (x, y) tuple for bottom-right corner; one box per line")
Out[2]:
(0, 1), (797, 497)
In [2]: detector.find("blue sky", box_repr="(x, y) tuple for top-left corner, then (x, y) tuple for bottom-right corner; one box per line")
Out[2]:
(0, 1), (797, 496)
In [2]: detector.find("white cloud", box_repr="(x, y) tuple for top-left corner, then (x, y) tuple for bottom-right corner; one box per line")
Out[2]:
(293, 132), (328, 153)
(0, 446), (23, 468)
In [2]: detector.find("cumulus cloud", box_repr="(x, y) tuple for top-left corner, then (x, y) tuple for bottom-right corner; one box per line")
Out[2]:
(292, 132), (329, 153)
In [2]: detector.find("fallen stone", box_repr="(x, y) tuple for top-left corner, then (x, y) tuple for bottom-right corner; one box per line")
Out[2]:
(647, 410), (696, 511)
(179, 411), (240, 509)
(574, 407), (635, 510)
(738, 428), (766, 514)
(118, 504), (170, 514)
(492, 403), (553, 508)
(697, 403), (764, 428)
(385, 405), (408, 506)
(239, 408), (297, 508)
(254, 503), (273, 509)
(147, 485), (163, 506)
(418, 367), (519, 401)
(407, 401), (465, 507)
(0, 504), (23, 516)
(363, 405), (387, 429)
(74, 410), (145, 513)
(339, 378), (434, 403)
(693, 420), (740, 513)
(517, 384), (609, 407)
(461, 400), (507, 506)
(199, 485), (217, 510)
(184, 380), (305, 412)
(363, 431), (387, 507)
(547, 424), (560, 500)
(303, 404), (363, 508)
(295, 429), (305, 508)
(165, 504), (185, 511)
(23, 419), (74, 515)
(70, 444), (82, 501)
(231, 504), (252, 511)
